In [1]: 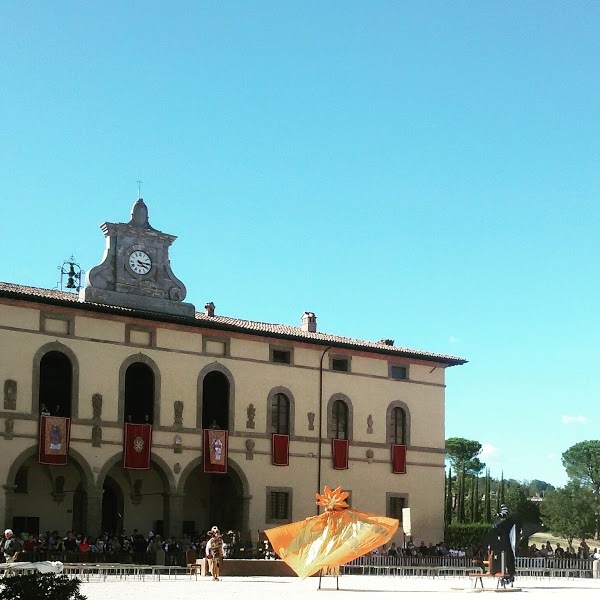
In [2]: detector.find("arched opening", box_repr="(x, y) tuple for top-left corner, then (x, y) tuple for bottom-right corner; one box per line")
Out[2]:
(39, 351), (72, 417)
(202, 371), (229, 430)
(8, 453), (88, 535)
(183, 470), (243, 535)
(270, 393), (290, 434)
(124, 362), (154, 424)
(386, 401), (411, 446)
(101, 476), (124, 535)
(330, 399), (349, 440)
(99, 459), (170, 537)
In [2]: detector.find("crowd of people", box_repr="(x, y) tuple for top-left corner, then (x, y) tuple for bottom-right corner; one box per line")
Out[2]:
(0, 527), (265, 566)
(370, 539), (600, 562)
(527, 540), (598, 561)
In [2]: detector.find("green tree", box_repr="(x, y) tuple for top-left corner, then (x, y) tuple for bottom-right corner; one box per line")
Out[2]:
(541, 481), (596, 545)
(562, 440), (600, 535)
(445, 467), (453, 528)
(484, 469), (492, 522)
(526, 479), (555, 498)
(446, 438), (485, 523)
(562, 441), (600, 493)
(504, 480), (541, 523)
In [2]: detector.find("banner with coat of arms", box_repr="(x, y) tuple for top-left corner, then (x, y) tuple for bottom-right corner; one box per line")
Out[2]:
(39, 416), (71, 465)
(203, 429), (228, 473)
(123, 423), (152, 470)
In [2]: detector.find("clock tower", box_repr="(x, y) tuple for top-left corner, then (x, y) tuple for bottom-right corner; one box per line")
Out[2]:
(79, 198), (196, 317)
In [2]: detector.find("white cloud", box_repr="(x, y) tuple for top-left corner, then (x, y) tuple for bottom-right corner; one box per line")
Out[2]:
(449, 335), (460, 344)
(480, 443), (499, 460)
(561, 415), (589, 425)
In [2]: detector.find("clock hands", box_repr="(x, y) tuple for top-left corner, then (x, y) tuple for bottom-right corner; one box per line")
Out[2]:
(137, 260), (150, 269)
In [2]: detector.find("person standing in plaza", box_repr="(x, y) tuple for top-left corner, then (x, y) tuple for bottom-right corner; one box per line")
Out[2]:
(205, 526), (223, 581)
(2, 529), (18, 562)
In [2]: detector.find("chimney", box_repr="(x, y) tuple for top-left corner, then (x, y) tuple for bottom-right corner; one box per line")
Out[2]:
(301, 312), (317, 333)
(205, 302), (215, 317)
(379, 339), (394, 346)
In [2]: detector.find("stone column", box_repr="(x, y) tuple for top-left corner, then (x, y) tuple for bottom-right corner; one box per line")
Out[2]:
(87, 489), (103, 536)
(165, 493), (184, 538)
(2, 484), (16, 530)
(242, 494), (252, 534)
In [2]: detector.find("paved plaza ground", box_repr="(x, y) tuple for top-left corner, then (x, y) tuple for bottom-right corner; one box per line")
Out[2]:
(80, 575), (600, 599)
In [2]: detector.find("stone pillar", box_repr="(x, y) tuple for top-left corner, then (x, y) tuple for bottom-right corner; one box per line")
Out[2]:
(166, 493), (184, 538)
(2, 484), (16, 530)
(242, 494), (252, 534)
(87, 490), (103, 536)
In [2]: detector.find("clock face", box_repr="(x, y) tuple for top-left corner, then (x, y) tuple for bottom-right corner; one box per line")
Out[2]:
(128, 250), (152, 275)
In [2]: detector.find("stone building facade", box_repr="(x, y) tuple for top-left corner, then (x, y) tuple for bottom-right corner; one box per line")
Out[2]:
(0, 199), (465, 543)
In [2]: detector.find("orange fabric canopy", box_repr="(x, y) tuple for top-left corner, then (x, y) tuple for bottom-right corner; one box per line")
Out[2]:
(265, 486), (399, 579)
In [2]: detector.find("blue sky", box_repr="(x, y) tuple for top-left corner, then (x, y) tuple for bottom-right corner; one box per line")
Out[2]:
(2, 2), (599, 487)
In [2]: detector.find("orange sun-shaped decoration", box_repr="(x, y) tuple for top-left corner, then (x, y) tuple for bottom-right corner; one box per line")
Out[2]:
(316, 485), (349, 512)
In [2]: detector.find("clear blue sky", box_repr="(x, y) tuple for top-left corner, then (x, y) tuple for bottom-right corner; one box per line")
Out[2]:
(2, 2), (599, 488)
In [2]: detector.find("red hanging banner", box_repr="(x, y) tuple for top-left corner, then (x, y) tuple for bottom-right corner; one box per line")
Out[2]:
(391, 444), (407, 474)
(123, 423), (152, 470)
(204, 429), (228, 473)
(272, 434), (290, 466)
(332, 438), (349, 470)
(39, 416), (71, 465)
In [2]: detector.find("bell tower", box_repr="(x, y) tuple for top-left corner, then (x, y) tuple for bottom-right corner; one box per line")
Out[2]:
(79, 199), (195, 317)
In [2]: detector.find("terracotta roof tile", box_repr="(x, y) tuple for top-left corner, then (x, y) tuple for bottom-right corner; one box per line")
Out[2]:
(0, 282), (466, 366)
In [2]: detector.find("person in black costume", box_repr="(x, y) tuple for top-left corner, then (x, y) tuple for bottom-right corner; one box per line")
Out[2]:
(482, 504), (541, 587)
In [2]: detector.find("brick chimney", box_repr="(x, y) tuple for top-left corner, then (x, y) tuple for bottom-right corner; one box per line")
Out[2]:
(301, 312), (317, 333)
(205, 302), (215, 317)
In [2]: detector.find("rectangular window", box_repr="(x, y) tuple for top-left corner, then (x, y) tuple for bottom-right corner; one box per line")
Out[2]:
(388, 495), (407, 521)
(331, 358), (349, 372)
(266, 487), (293, 523)
(204, 339), (228, 356)
(40, 313), (74, 336)
(271, 349), (291, 364)
(390, 365), (408, 380)
(126, 325), (155, 347)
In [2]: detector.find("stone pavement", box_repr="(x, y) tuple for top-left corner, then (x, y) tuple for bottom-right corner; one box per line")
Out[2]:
(80, 574), (600, 599)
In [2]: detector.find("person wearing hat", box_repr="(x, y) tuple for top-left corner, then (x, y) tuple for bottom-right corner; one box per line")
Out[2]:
(3, 529), (18, 563)
(205, 526), (223, 581)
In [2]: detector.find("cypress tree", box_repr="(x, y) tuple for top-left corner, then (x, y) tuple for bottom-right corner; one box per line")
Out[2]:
(484, 469), (492, 522)
(445, 467), (452, 528)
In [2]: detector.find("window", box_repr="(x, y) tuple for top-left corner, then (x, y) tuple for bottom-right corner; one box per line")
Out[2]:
(331, 357), (349, 372)
(124, 362), (155, 424)
(270, 393), (290, 434)
(266, 487), (293, 523)
(331, 399), (349, 440)
(126, 325), (155, 347)
(203, 337), (229, 356)
(390, 365), (408, 380)
(39, 351), (73, 417)
(271, 349), (291, 364)
(40, 313), (74, 336)
(389, 407), (406, 445)
(388, 495), (407, 521)
(14, 466), (28, 494)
